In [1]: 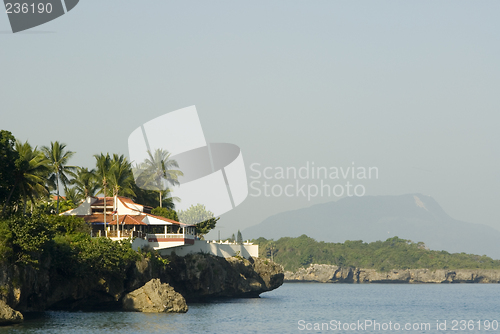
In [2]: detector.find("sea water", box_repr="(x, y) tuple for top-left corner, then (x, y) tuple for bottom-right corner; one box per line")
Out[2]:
(2, 283), (500, 333)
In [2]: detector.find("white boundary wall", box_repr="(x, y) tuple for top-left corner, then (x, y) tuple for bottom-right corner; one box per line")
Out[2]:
(157, 240), (258, 259)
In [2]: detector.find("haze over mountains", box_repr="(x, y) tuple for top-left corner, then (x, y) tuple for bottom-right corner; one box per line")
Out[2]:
(242, 194), (500, 259)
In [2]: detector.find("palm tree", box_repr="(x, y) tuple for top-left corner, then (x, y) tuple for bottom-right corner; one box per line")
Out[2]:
(108, 154), (135, 198)
(135, 149), (183, 208)
(71, 167), (99, 200)
(3, 141), (49, 214)
(157, 188), (180, 210)
(94, 153), (112, 232)
(64, 185), (80, 207)
(42, 141), (75, 214)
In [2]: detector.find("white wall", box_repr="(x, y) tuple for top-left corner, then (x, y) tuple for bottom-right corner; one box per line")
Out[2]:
(117, 198), (144, 214)
(158, 240), (259, 259)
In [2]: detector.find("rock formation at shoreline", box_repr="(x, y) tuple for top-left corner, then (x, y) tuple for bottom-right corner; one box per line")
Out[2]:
(285, 264), (500, 283)
(0, 300), (23, 325)
(122, 279), (188, 313)
(0, 253), (284, 323)
(164, 254), (284, 301)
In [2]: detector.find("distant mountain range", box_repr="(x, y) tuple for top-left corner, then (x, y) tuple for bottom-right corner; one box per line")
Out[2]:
(242, 194), (500, 259)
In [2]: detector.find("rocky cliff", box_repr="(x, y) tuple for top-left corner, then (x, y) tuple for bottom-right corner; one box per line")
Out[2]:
(0, 253), (283, 321)
(163, 254), (284, 301)
(285, 264), (500, 283)
(122, 279), (188, 313)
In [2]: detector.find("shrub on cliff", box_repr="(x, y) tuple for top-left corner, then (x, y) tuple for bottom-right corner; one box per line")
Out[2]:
(6, 213), (54, 266)
(0, 220), (13, 263)
(48, 215), (90, 235)
(51, 234), (140, 279)
(0, 212), (140, 280)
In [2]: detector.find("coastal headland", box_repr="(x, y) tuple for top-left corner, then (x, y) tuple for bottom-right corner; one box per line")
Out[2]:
(0, 253), (284, 324)
(285, 264), (500, 283)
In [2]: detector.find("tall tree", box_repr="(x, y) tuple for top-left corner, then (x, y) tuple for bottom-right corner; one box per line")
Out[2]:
(236, 230), (243, 245)
(71, 167), (99, 200)
(0, 131), (19, 214)
(178, 203), (219, 239)
(135, 149), (183, 208)
(108, 154), (135, 198)
(94, 153), (112, 231)
(3, 141), (48, 214)
(64, 185), (80, 207)
(42, 142), (75, 214)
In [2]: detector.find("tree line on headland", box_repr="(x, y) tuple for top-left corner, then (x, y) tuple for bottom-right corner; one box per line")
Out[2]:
(253, 235), (500, 272)
(0, 130), (184, 216)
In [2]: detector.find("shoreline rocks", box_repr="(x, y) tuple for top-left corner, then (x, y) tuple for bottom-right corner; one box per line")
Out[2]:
(163, 254), (284, 301)
(0, 254), (284, 325)
(122, 279), (188, 313)
(285, 264), (500, 283)
(0, 299), (23, 325)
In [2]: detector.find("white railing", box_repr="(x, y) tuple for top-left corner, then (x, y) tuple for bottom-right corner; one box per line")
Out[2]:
(146, 233), (195, 239)
(105, 230), (146, 239)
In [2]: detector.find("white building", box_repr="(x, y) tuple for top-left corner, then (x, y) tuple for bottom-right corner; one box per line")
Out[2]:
(61, 196), (258, 258)
(61, 196), (196, 248)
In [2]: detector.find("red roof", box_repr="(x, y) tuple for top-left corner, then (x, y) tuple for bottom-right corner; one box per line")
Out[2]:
(71, 196), (193, 227)
(77, 214), (111, 224)
(91, 197), (114, 207)
(148, 214), (181, 225)
(109, 215), (147, 226)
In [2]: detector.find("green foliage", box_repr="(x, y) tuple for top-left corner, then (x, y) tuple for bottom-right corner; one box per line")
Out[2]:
(37, 199), (76, 214)
(233, 250), (243, 261)
(0, 220), (13, 262)
(51, 234), (140, 278)
(133, 149), (182, 208)
(7, 213), (55, 266)
(252, 235), (500, 272)
(178, 203), (214, 225)
(178, 204), (219, 238)
(151, 207), (179, 221)
(0, 211), (138, 280)
(132, 185), (162, 209)
(108, 154), (136, 198)
(236, 230), (243, 245)
(70, 167), (99, 200)
(14, 141), (50, 209)
(0, 130), (19, 211)
(42, 141), (76, 214)
(138, 246), (170, 269)
(94, 153), (136, 198)
(48, 215), (90, 235)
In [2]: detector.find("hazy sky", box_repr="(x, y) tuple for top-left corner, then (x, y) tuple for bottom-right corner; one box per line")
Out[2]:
(1, 1), (499, 239)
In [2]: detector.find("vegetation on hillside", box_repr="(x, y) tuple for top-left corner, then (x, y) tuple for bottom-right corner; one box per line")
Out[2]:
(0, 211), (140, 276)
(253, 235), (500, 272)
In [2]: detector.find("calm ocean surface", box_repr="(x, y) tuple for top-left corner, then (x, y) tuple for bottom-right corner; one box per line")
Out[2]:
(2, 283), (500, 334)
